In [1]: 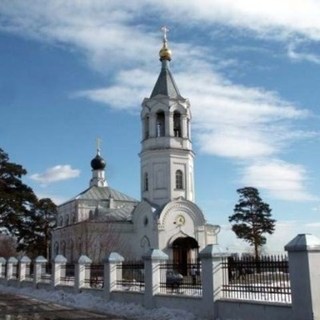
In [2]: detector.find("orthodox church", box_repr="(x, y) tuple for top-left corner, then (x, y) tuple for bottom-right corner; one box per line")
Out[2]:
(51, 30), (220, 271)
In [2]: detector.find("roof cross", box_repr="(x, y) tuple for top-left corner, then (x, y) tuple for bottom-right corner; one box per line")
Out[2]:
(96, 137), (102, 155)
(161, 26), (169, 42)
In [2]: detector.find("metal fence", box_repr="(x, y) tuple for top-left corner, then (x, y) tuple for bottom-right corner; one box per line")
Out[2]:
(40, 262), (52, 283)
(222, 255), (291, 303)
(159, 261), (202, 296)
(24, 263), (33, 281)
(87, 264), (104, 288)
(116, 260), (144, 292)
(0, 264), (6, 278)
(60, 263), (75, 286)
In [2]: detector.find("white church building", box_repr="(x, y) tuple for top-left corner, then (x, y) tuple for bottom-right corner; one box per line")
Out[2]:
(51, 31), (220, 272)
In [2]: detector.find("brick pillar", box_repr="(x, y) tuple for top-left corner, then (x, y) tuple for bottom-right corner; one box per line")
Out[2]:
(34, 256), (47, 288)
(285, 233), (320, 320)
(104, 252), (124, 300)
(143, 249), (168, 309)
(53, 254), (67, 287)
(199, 244), (227, 319)
(75, 255), (92, 291)
(19, 256), (31, 282)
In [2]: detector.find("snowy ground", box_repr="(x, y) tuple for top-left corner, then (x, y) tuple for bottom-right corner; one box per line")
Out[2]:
(0, 284), (204, 320)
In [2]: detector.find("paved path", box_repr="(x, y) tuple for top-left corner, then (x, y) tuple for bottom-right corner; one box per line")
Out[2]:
(0, 293), (126, 320)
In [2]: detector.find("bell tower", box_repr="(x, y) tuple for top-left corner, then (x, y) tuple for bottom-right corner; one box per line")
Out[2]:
(140, 27), (195, 207)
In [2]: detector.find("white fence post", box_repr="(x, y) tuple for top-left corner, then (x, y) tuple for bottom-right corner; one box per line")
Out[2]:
(34, 256), (47, 288)
(199, 244), (227, 319)
(104, 252), (124, 300)
(285, 233), (320, 320)
(19, 256), (31, 283)
(143, 249), (168, 309)
(7, 257), (18, 281)
(75, 255), (92, 291)
(53, 254), (67, 287)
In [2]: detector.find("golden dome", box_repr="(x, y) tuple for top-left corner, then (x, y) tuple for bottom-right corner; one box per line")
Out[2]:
(159, 45), (172, 61)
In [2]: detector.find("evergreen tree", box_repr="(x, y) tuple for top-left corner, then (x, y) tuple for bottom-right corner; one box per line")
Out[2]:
(21, 198), (57, 258)
(0, 148), (37, 240)
(228, 187), (276, 259)
(0, 148), (57, 257)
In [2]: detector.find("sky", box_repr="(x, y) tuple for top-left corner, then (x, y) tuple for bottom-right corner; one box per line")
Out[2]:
(1, 0), (320, 253)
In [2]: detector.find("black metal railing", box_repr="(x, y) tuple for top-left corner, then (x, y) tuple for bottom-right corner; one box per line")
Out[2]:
(0, 264), (6, 278)
(60, 263), (75, 285)
(40, 263), (52, 283)
(88, 264), (104, 288)
(159, 261), (202, 296)
(24, 263), (34, 281)
(222, 255), (291, 303)
(12, 263), (19, 279)
(116, 260), (144, 292)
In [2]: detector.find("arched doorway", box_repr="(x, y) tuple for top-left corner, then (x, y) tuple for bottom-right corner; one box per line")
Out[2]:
(172, 237), (199, 275)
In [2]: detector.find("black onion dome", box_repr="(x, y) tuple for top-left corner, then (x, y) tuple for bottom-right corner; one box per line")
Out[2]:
(91, 154), (106, 170)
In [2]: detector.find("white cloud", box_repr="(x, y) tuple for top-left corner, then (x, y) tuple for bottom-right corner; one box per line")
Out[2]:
(241, 160), (317, 201)
(158, 0), (320, 41)
(30, 165), (80, 185)
(288, 42), (320, 64)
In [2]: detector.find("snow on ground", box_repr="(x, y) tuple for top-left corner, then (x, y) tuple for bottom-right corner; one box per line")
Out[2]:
(0, 284), (203, 320)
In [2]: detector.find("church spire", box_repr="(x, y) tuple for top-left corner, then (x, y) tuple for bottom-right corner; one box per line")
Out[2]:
(150, 26), (180, 98)
(90, 138), (108, 187)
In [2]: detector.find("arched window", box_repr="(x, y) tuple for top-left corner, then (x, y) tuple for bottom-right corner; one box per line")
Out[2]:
(144, 172), (149, 191)
(59, 216), (63, 227)
(174, 111), (182, 137)
(70, 240), (74, 263)
(175, 170), (184, 189)
(156, 111), (165, 137)
(61, 241), (66, 257)
(65, 215), (69, 226)
(144, 116), (149, 139)
(54, 242), (59, 256)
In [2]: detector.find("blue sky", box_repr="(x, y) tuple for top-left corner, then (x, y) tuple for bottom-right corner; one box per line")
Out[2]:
(1, 1), (320, 253)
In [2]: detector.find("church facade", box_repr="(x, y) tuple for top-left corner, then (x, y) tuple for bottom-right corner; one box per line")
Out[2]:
(51, 31), (220, 269)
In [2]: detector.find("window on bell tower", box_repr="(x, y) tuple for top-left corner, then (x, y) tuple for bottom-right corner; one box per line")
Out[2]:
(156, 111), (165, 137)
(175, 170), (184, 189)
(174, 111), (181, 137)
(144, 116), (149, 139)
(144, 172), (149, 191)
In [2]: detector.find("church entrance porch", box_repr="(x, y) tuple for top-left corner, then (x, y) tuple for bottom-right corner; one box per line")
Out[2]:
(172, 236), (199, 275)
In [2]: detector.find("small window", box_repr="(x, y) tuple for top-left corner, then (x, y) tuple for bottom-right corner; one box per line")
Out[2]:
(175, 170), (183, 189)
(144, 116), (149, 139)
(59, 216), (63, 227)
(174, 111), (182, 137)
(144, 172), (149, 191)
(156, 111), (165, 137)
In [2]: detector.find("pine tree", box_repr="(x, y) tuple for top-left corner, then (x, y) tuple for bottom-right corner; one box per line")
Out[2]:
(21, 198), (57, 258)
(0, 148), (37, 240)
(228, 187), (276, 259)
